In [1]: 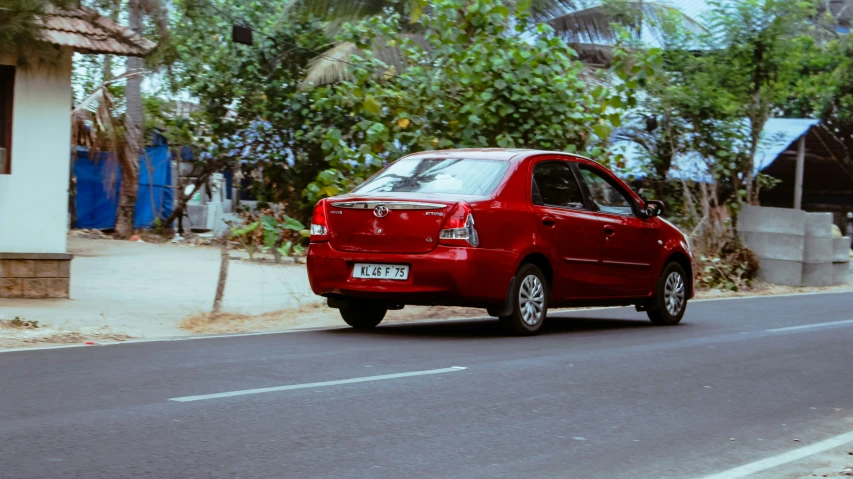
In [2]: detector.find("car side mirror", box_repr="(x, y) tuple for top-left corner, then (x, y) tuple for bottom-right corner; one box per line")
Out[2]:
(644, 200), (665, 218)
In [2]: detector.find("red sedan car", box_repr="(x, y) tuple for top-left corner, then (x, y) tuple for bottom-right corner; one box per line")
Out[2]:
(307, 148), (694, 335)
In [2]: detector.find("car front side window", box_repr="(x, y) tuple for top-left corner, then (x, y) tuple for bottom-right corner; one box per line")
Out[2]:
(577, 164), (634, 216)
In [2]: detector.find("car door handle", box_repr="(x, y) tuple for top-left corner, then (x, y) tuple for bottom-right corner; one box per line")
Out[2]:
(603, 225), (615, 235)
(541, 216), (556, 227)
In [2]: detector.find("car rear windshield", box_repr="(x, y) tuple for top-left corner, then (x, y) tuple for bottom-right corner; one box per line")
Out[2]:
(354, 158), (510, 196)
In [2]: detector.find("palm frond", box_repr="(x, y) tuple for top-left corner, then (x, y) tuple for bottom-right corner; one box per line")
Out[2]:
(301, 34), (430, 88)
(527, 0), (585, 24)
(285, 0), (408, 23)
(547, 2), (704, 47)
(72, 72), (144, 194)
(301, 42), (362, 87)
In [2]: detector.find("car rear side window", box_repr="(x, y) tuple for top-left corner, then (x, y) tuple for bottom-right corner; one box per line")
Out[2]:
(531, 161), (585, 209)
(354, 158), (510, 196)
(577, 164), (634, 216)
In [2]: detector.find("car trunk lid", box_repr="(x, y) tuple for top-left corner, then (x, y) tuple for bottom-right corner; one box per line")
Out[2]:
(327, 198), (457, 254)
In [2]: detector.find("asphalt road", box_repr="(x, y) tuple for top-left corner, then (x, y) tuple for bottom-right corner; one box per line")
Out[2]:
(2, 292), (853, 479)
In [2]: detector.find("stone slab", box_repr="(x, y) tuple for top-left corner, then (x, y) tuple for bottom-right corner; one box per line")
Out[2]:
(0, 252), (73, 260)
(832, 262), (850, 285)
(805, 212), (833, 238)
(22, 278), (48, 298)
(756, 258), (803, 286)
(738, 205), (806, 235)
(186, 204), (207, 230)
(9, 260), (35, 278)
(803, 237), (834, 264)
(0, 278), (23, 297)
(34, 260), (60, 278)
(47, 278), (70, 298)
(802, 262), (834, 287)
(58, 260), (71, 278)
(738, 231), (804, 262)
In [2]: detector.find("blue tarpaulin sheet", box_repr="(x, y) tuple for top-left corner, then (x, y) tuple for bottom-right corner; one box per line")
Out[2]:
(73, 146), (173, 229)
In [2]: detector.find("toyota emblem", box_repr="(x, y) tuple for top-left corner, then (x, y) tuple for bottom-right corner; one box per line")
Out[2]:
(373, 205), (389, 218)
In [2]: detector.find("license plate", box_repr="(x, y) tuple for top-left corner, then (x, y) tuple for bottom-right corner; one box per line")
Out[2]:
(353, 263), (410, 280)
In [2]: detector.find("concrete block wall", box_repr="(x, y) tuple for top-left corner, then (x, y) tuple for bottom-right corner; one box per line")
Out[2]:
(0, 254), (72, 298)
(738, 206), (849, 286)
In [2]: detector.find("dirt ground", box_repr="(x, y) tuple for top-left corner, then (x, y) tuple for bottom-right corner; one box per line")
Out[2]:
(0, 235), (851, 349)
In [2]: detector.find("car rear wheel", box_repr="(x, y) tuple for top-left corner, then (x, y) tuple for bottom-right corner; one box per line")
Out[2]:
(339, 299), (387, 329)
(647, 262), (687, 326)
(500, 264), (548, 336)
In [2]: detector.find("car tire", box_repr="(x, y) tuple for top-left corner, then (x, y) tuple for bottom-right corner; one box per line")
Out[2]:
(339, 300), (387, 329)
(647, 262), (687, 326)
(500, 264), (549, 336)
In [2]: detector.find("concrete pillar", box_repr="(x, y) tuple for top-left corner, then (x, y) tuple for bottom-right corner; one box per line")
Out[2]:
(802, 212), (834, 286)
(794, 136), (805, 210)
(833, 236), (850, 285)
(738, 205), (806, 286)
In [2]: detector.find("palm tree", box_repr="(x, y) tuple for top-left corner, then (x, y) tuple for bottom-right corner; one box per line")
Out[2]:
(115, 0), (168, 238)
(294, 0), (702, 86)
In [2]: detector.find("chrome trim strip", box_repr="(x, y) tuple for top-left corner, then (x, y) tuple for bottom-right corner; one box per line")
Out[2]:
(330, 201), (446, 210)
(601, 260), (651, 268)
(563, 257), (599, 265)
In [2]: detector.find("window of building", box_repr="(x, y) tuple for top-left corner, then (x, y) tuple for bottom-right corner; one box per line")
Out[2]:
(0, 65), (14, 175)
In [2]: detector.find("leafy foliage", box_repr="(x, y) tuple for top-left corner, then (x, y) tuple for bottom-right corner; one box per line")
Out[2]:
(228, 205), (308, 261)
(306, 0), (645, 200)
(0, 0), (75, 56)
(170, 0), (350, 218)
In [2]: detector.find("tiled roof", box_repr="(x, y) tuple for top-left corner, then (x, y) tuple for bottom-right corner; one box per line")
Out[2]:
(41, 6), (156, 56)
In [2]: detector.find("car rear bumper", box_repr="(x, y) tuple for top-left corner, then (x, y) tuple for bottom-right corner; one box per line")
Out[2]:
(307, 243), (518, 307)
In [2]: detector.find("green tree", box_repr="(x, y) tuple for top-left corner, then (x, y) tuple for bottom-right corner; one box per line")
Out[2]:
(0, 0), (74, 55)
(166, 0), (351, 222)
(297, 0), (701, 85)
(306, 0), (644, 200)
(618, 0), (815, 209)
(779, 29), (853, 158)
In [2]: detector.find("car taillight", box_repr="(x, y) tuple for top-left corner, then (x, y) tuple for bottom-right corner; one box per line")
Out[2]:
(439, 202), (479, 247)
(310, 199), (329, 241)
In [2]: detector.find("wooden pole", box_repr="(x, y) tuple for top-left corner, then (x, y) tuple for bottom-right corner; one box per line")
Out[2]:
(794, 135), (805, 210)
(212, 241), (229, 313)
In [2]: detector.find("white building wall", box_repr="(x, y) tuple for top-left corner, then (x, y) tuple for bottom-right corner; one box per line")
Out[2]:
(0, 48), (73, 254)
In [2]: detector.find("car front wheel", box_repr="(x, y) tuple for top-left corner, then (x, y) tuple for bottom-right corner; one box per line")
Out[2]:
(339, 299), (387, 329)
(500, 264), (548, 336)
(647, 262), (687, 326)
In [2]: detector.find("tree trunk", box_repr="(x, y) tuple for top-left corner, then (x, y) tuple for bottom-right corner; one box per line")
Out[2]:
(164, 157), (235, 230)
(102, 0), (119, 83)
(115, 0), (144, 239)
(115, 148), (140, 238)
(212, 241), (229, 313)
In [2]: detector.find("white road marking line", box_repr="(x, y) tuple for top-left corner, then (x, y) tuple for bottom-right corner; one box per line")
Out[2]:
(695, 430), (853, 479)
(694, 289), (853, 302)
(169, 366), (467, 403)
(766, 318), (853, 333)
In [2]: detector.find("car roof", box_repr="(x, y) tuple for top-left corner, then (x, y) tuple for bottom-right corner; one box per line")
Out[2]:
(400, 148), (594, 163)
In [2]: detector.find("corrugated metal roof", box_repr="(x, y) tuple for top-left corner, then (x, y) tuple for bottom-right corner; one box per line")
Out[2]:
(616, 118), (853, 189)
(41, 7), (156, 56)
